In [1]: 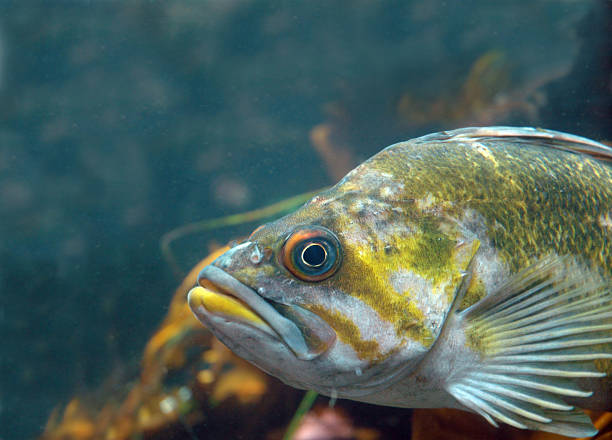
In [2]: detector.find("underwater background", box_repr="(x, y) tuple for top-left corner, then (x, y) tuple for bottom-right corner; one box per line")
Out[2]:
(0, 1), (610, 439)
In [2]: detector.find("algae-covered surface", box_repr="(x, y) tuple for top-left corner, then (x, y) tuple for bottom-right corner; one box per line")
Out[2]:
(0, 1), (610, 439)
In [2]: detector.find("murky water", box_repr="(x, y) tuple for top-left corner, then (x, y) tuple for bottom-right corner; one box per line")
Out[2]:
(0, 2), (610, 439)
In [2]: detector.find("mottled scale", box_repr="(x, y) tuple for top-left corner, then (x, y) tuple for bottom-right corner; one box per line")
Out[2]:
(346, 129), (612, 279)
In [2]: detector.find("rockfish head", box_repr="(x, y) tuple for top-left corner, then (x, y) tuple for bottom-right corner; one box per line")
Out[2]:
(188, 171), (477, 398)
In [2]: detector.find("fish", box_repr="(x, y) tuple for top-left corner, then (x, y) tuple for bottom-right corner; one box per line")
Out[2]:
(188, 126), (612, 437)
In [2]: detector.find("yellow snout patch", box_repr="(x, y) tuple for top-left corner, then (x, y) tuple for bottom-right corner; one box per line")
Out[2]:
(188, 286), (266, 327)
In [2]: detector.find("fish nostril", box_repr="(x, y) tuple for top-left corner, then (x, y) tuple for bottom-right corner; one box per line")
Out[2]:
(249, 244), (263, 265)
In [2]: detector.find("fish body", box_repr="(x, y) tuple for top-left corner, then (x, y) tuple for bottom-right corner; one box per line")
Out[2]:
(188, 127), (612, 437)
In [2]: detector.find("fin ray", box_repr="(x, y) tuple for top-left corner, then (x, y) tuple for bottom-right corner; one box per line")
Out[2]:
(489, 322), (612, 348)
(465, 385), (552, 423)
(417, 126), (612, 163)
(445, 256), (611, 436)
(483, 363), (604, 378)
(464, 377), (572, 411)
(449, 385), (499, 427)
(476, 372), (590, 398)
(450, 383), (528, 429)
(485, 305), (612, 340)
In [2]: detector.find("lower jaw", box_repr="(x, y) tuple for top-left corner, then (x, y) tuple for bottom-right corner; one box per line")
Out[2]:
(193, 265), (336, 360)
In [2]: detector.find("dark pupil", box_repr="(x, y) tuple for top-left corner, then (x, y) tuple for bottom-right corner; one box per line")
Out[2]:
(301, 243), (326, 267)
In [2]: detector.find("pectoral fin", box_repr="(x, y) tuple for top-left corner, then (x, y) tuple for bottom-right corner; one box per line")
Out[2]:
(445, 256), (612, 437)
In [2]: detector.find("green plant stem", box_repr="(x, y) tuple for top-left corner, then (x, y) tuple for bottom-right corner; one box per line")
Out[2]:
(283, 390), (319, 440)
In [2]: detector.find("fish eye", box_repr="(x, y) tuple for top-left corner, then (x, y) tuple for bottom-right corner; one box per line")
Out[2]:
(281, 226), (342, 282)
(301, 243), (327, 268)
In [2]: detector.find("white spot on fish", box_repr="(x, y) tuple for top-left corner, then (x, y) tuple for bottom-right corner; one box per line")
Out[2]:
(380, 186), (394, 198)
(474, 142), (498, 166)
(349, 199), (365, 214)
(415, 193), (436, 210)
(599, 211), (612, 232)
(456, 208), (509, 292)
(310, 195), (323, 204)
(389, 270), (448, 334)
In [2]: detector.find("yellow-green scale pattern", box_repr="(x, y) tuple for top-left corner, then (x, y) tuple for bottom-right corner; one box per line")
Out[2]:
(314, 139), (611, 358)
(360, 140), (612, 280)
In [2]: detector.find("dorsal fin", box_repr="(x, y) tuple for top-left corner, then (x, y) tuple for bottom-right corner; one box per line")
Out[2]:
(415, 126), (612, 163)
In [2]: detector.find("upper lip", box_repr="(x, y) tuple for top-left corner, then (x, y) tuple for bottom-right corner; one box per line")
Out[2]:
(195, 265), (330, 361)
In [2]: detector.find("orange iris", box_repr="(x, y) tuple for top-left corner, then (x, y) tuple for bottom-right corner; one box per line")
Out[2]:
(281, 226), (342, 282)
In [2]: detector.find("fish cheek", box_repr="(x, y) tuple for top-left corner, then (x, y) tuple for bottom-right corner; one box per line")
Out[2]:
(334, 245), (428, 341)
(305, 301), (382, 362)
(296, 278), (410, 365)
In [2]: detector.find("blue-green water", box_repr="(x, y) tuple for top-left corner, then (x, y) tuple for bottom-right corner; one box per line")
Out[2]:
(0, 1), (610, 439)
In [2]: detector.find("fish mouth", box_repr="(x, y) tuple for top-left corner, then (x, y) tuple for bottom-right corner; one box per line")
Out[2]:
(187, 265), (336, 361)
